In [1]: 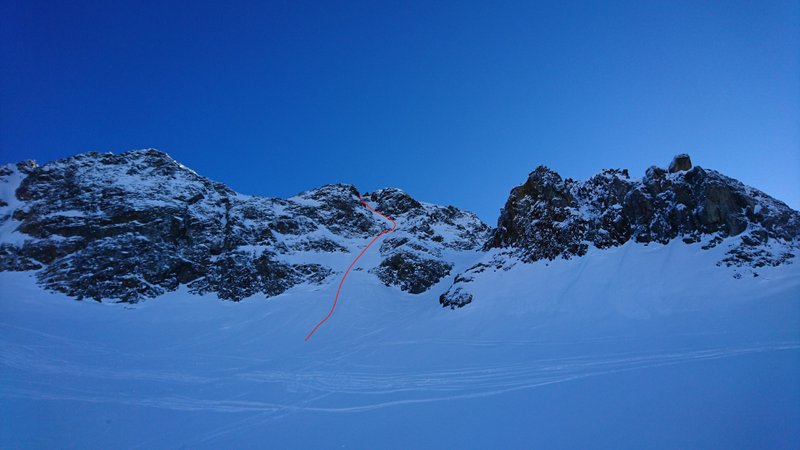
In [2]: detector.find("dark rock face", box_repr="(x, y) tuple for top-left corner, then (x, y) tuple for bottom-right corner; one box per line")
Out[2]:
(0, 244), (42, 271)
(669, 153), (692, 173)
(489, 166), (589, 260)
(487, 157), (799, 263)
(439, 287), (472, 309)
(187, 252), (332, 301)
(0, 150), (490, 302)
(373, 251), (453, 294)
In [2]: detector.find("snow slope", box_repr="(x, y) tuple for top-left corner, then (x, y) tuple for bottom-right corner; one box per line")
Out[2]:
(2, 238), (798, 449)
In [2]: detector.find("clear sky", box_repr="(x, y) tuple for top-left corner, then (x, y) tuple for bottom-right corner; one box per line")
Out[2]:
(1, 0), (798, 222)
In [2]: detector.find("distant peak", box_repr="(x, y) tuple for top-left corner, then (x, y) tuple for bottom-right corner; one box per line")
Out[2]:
(119, 148), (179, 163)
(53, 149), (182, 170)
(529, 165), (559, 177)
(366, 187), (422, 215)
(370, 187), (412, 200)
(294, 183), (359, 201)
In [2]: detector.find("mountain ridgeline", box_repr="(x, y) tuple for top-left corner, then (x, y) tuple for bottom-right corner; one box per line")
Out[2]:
(0, 150), (797, 306)
(439, 154), (800, 308)
(0, 150), (489, 302)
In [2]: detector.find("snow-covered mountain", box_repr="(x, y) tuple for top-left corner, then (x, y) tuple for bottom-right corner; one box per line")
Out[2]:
(0, 149), (490, 302)
(2, 150), (796, 308)
(440, 154), (800, 307)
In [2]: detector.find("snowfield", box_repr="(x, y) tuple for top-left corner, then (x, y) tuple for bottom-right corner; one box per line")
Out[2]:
(1, 238), (799, 449)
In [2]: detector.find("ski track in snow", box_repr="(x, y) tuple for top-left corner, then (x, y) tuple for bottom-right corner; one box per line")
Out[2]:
(2, 326), (796, 419)
(4, 338), (798, 447)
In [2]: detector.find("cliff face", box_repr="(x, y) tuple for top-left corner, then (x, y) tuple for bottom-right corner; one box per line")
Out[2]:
(0, 149), (490, 302)
(488, 158), (798, 262)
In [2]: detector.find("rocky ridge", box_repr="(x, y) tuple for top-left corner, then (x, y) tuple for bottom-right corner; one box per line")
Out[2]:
(0, 150), (490, 302)
(1, 150), (796, 308)
(439, 154), (800, 308)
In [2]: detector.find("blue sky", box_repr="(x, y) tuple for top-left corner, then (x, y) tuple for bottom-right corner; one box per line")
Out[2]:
(1, 0), (798, 222)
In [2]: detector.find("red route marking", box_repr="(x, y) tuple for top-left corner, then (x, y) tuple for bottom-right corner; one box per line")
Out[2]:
(304, 192), (396, 341)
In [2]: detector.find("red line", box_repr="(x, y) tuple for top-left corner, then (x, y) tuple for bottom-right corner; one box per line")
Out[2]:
(305, 192), (396, 341)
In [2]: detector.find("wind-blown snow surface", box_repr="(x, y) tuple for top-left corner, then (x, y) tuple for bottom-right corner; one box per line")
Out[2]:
(2, 239), (799, 449)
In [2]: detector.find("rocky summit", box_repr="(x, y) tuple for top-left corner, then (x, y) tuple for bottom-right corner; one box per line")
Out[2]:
(0, 149), (490, 302)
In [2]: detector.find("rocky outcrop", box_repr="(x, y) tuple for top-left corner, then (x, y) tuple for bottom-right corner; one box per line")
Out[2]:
(373, 251), (453, 294)
(0, 149), (490, 302)
(440, 155), (800, 308)
(486, 155), (798, 261)
(365, 187), (490, 292)
(668, 154), (692, 173)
